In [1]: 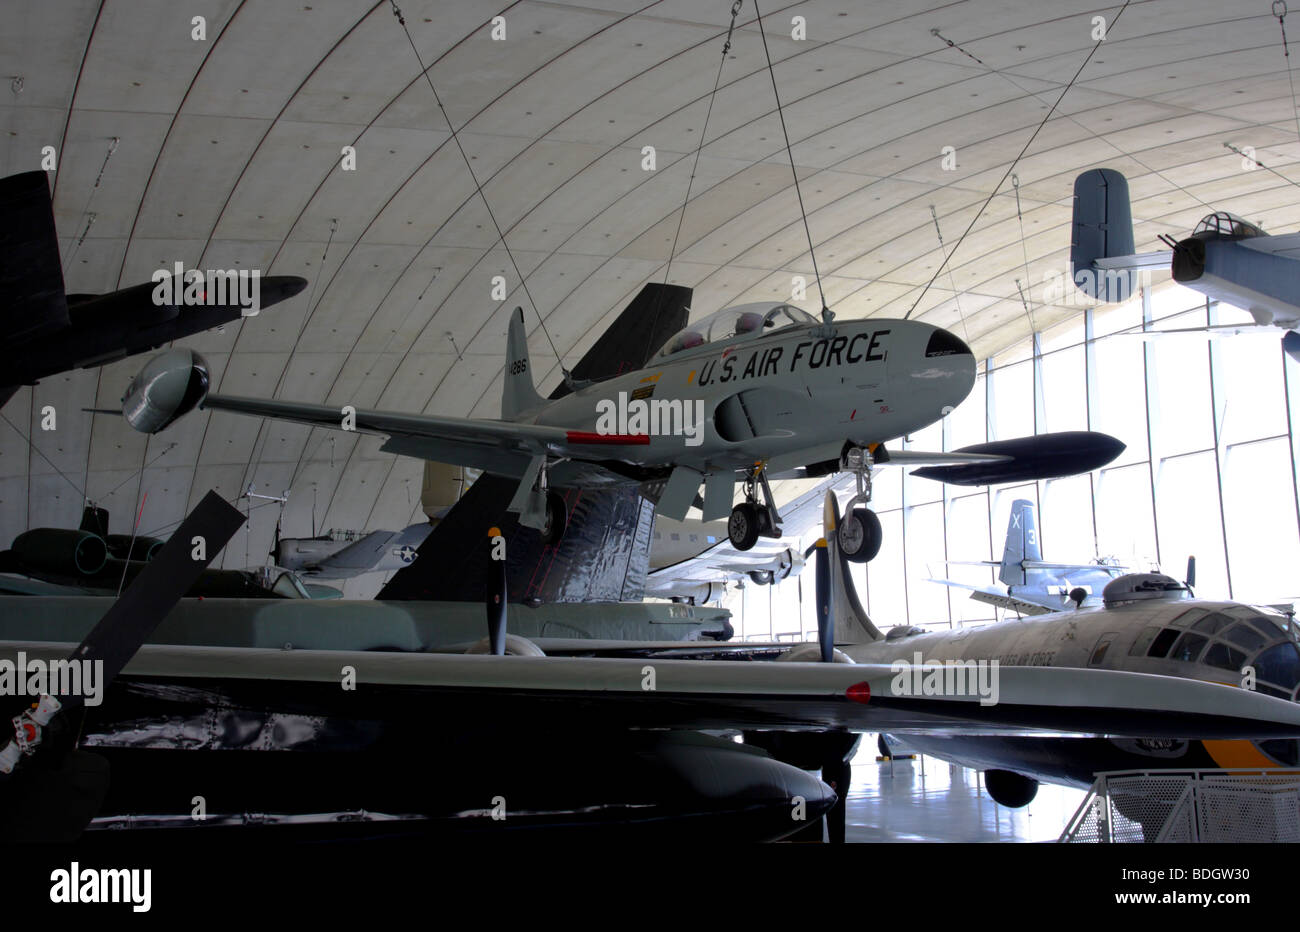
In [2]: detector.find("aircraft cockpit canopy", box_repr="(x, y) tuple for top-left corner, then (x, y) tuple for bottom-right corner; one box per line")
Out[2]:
(1191, 211), (1265, 240)
(1135, 604), (1300, 700)
(657, 303), (817, 357)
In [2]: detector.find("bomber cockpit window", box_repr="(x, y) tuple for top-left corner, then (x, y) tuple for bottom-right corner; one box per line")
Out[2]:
(1147, 627), (1181, 658)
(1224, 623), (1268, 653)
(1169, 632), (1209, 663)
(1168, 608), (1205, 627)
(1202, 641), (1247, 673)
(1253, 642), (1300, 692)
(1192, 211), (1264, 240)
(1191, 612), (1233, 635)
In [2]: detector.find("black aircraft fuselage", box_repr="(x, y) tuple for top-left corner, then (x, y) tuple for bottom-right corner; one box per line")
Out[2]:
(0, 169), (306, 405)
(8, 277), (306, 391)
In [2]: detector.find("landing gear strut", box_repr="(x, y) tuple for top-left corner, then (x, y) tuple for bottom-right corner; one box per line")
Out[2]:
(838, 446), (882, 563)
(517, 457), (568, 545)
(728, 465), (782, 551)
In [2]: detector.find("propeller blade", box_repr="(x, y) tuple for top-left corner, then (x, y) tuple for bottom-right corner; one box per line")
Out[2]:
(1185, 554), (1197, 590)
(486, 527), (507, 656)
(815, 537), (833, 663)
(1284, 331), (1300, 363)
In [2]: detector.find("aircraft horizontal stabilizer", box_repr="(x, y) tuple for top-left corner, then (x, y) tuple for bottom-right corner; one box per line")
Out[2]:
(1092, 251), (1171, 272)
(968, 589), (1056, 616)
(6, 640), (1300, 740)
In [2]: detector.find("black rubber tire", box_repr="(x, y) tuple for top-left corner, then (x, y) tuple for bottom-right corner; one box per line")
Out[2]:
(839, 507), (883, 563)
(540, 491), (567, 545)
(728, 503), (761, 551)
(748, 569), (774, 585)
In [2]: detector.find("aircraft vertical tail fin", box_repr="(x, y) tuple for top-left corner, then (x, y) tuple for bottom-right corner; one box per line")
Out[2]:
(820, 492), (883, 644)
(502, 306), (545, 420)
(1071, 168), (1138, 302)
(998, 499), (1039, 587)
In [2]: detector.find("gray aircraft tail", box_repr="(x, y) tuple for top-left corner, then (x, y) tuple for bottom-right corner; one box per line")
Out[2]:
(1071, 168), (1138, 302)
(998, 498), (1041, 587)
(820, 492), (883, 644)
(502, 306), (545, 420)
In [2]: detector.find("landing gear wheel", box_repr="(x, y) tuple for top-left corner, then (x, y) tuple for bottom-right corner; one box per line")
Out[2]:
(839, 507), (882, 563)
(540, 491), (567, 545)
(728, 503), (761, 551)
(748, 569), (774, 585)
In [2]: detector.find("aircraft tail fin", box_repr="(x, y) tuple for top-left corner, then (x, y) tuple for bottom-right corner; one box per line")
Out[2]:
(998, 498), (1040, 587)
(820, 491), (883, 644)
(502, 306), (545, 420)
(1071, 168), (1138, 302)
(547, 283), (692, 400)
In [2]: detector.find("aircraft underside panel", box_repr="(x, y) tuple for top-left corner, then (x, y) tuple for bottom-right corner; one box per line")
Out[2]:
(376, 475), (655, 603)
(894, 733), (1220, 789)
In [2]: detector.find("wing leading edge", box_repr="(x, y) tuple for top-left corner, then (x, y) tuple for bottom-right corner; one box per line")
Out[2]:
(7, 641), (1300, 740)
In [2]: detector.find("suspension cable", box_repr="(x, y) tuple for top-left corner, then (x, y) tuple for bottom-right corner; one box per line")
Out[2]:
(753, 0), (830, 319)
(1276, 1), (1300, 149)
(388, 1), (566, 373)
(664, 0), (742, 292)
(929, 204), (971, 342)
(905, 0), (1131, 319)
(62, 136), (118, 266)
(1010, 173), (1038, 332)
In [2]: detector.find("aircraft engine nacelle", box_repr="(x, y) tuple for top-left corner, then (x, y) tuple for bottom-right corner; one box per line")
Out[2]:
(123, 348), (210, 434)
(104, 533), (165, 562)
(10, 528), (109, 577)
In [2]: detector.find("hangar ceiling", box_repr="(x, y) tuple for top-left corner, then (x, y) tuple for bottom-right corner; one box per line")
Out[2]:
(3, 0), (1299, 594)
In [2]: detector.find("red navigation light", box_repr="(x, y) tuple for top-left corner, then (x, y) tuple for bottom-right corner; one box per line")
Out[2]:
(846, 682), (871, 704)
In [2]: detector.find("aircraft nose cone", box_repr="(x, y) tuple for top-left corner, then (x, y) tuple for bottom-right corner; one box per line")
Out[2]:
(908, 324), (977, 413)
(259, 275), (309, 307)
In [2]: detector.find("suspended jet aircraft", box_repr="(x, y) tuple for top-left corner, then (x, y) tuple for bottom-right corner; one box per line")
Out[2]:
(0, 170), (307, 407)
(929, 498), (1128, 616)
(121, 301), (995, 559)
(1071, 167), (1300, 360)
(121, 299), (1129, 563)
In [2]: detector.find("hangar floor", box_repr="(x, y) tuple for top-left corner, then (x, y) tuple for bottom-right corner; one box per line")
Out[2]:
(845, 740), (1088, 843)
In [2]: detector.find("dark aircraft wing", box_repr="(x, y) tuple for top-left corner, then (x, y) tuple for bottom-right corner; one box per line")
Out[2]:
(5, 641), (1300, 739)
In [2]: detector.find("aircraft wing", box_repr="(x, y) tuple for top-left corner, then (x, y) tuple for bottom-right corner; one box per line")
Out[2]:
(1240, 231), (1300, 259)
(1092, 250), (1171, 272)
(8, 640), (1300, 739)
(203, 394), (576, 478)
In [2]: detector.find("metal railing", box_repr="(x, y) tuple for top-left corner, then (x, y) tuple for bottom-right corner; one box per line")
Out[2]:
(1059, 768), (1300, 842)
